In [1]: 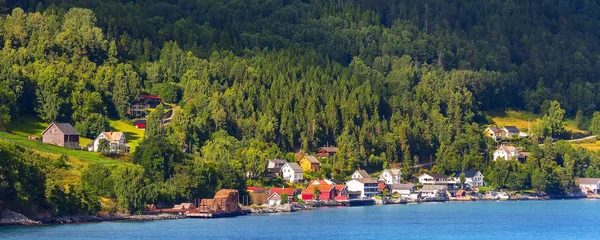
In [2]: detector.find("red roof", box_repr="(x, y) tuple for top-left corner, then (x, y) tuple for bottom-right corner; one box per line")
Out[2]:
(305, 183), (334, 193)
(140, 94), (162, 100)
(335, 184), (346, 191)
(378, 183), (387, 191)
(247, 187), (265, 191)
(269, 188), (297, 196)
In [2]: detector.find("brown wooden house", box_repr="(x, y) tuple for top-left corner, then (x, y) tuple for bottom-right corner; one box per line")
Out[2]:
(129, 95), (162, 118)
(316, 146), (338, 158)
(41, 123), (80, 149)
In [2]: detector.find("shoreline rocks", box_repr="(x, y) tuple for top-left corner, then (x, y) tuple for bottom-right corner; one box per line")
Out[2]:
(247, 203), (310, 214)
(0, 210), (41, 226)
(35, 214), (126, 224)
(125, 214), (186, 221)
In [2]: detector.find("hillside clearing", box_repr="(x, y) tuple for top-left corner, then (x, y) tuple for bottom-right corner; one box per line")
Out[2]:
(108, 119), (144, 152)
(7, 115), (95, 145)
(0, 131), (125, 166)
(488, 110), (587, 135)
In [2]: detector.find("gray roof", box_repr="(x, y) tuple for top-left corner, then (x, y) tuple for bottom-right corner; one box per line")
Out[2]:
(354, 170), (370, 179)
(284, 162), (303, 172)
(304, 155), (321, 164)
(392, 184), (414, 190)
(487, 127), (502, 133)
(503, 126), (520, 133)
(453, 170), (480, 178)
(269, 159), (287, 164)
(43, 123), (79, 136)
(55, 123), (79, 135)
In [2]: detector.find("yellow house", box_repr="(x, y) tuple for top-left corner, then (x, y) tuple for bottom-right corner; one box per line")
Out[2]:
(299, 155), (321, 172)
(247, 187), (268, 205)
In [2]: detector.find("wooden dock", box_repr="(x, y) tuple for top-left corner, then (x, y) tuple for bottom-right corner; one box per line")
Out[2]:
(347, 199), (376, 206)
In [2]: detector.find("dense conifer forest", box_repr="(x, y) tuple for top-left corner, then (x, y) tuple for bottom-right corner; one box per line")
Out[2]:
(2, 0), (600, 215)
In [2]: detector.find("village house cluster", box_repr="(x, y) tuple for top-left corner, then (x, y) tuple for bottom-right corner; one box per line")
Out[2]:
(484, 126), (532, 162)
(253, 146), (492, 206)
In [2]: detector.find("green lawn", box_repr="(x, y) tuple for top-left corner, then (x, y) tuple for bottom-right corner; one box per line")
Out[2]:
(7, 115), (94, 146)
(108, 119), (144, 152)
(6, 115), (48, 137)
(488, 109), (587, 134)
(0, 131), (124, 166)
(477, 186), (496, 192)
(8, 115), (144, 152)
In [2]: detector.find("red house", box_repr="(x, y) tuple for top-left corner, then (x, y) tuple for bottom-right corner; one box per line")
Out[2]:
(301, 181), (336, 201)
(378, 183), (390, 194)
(334, 184), (349, 201)
(134, 120), (147, 130)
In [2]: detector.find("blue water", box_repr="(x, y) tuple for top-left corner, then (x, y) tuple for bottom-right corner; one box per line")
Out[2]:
(1, 199), (598, 240)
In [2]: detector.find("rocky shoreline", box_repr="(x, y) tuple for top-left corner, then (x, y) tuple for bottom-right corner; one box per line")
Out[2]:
(1, 194), (590, 226)
(246, 203), (312, 214)
(0, 210), (41, 226)
(0, 210), (187, 226)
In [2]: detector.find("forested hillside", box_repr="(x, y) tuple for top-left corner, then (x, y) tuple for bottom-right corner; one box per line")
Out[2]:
(3, 0), (600, 215)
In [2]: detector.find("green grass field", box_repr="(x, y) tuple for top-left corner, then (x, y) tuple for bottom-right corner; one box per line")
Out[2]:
(7, 115), (144, 152)
(0, 131), (124, 166)
(7, 116), (95, 146)
(488, 109), (600, 151)
(108, 119), (144, 152)
(488, 110), (587, 134)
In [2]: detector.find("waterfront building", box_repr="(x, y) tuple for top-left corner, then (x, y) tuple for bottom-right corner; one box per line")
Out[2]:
(391, 184), (415, 197)
(346, 178), (378, 199)
(577, 178), (600, 195)
(420, 185), (448, 198)
(268, 188), (298, 205)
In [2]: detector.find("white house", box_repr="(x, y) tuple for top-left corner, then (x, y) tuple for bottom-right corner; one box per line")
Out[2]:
(351, 169), (370, 180)
(577, 178), (600, 195)
(379, 168), (401, 185)
(391, 183), (414, 197)
(346, 178), (379, 199)
(493, 144), (518, 161)
(267, 192), (282, 206)
(420, 185), (448, 198)
(502, 126), (520, 139)
(281, 162), (303, 183)
(90, 132), (129, 153)
(453, 170), (484, 187)
(418, 173), (454, 185)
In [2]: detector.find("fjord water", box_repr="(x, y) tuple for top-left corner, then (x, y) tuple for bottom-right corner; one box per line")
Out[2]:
(1, 200), (598, 240)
